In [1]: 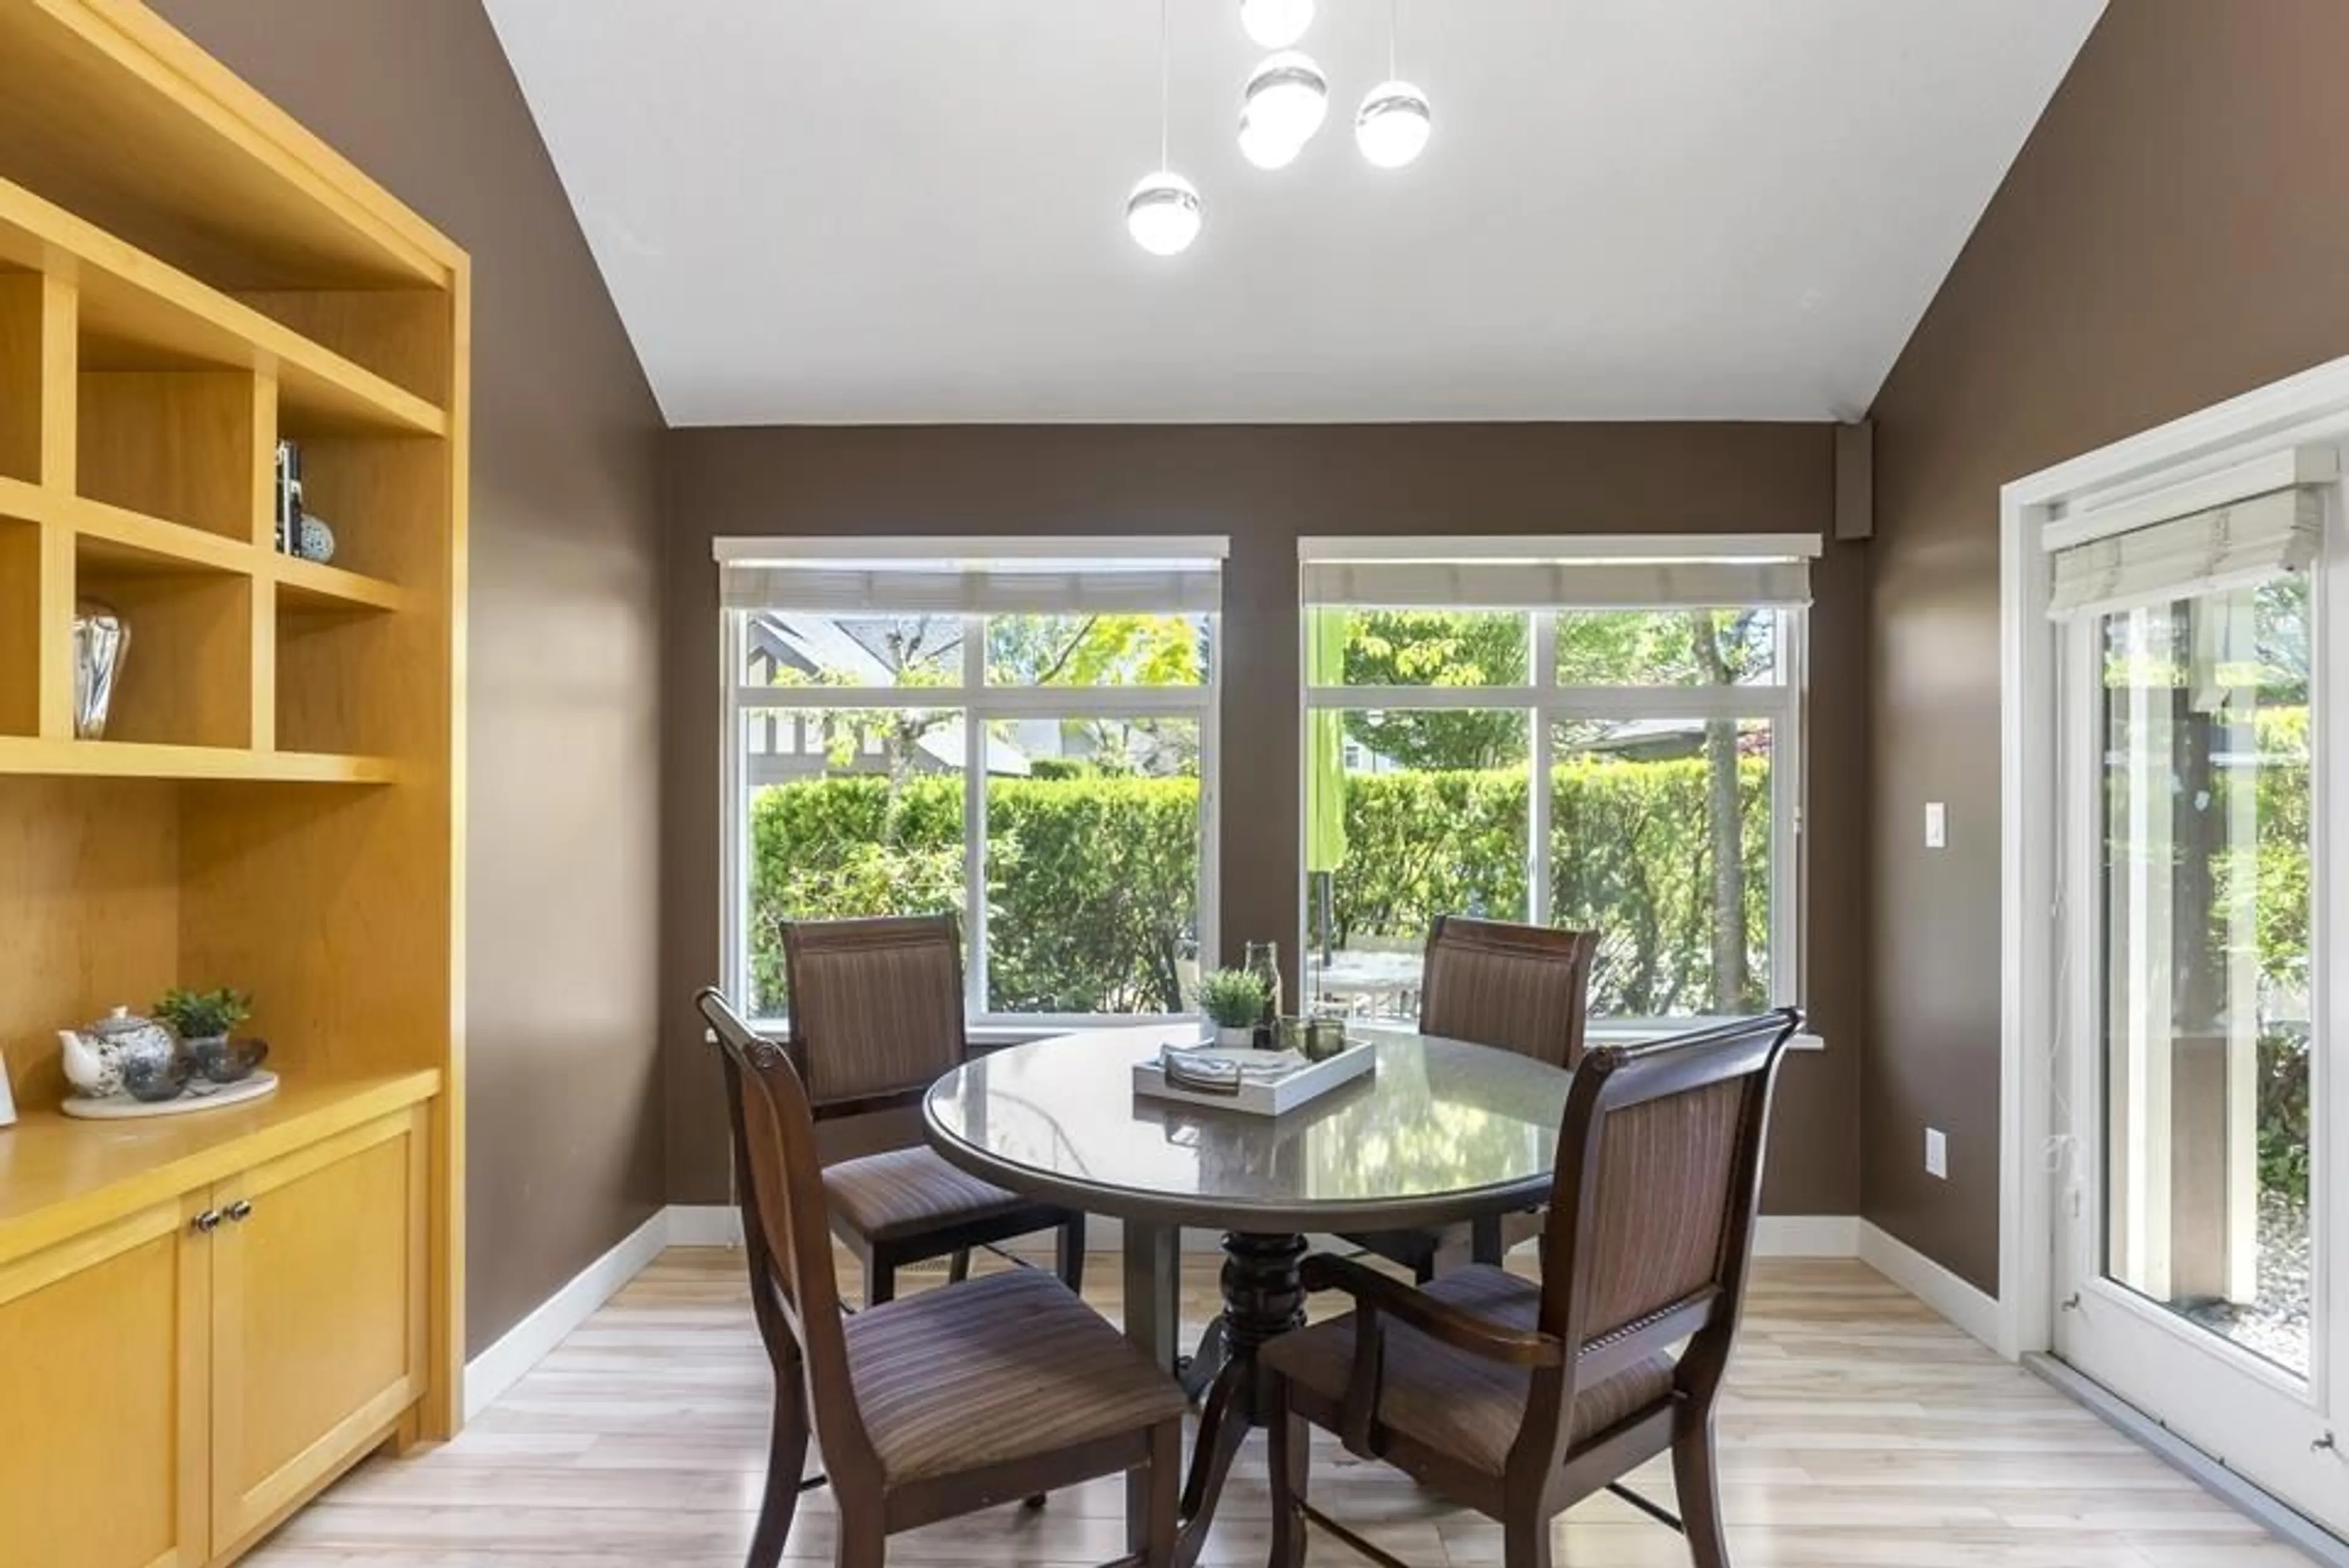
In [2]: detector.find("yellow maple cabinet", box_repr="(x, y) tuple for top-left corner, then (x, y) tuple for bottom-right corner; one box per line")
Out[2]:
(207, 1106), (428, 1558)
(0, 1199), (210, 1568)
(0, 1098), (432, 1568)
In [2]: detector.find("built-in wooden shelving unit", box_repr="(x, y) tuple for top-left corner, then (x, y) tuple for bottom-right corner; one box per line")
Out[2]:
(0, 4), (468, 1562)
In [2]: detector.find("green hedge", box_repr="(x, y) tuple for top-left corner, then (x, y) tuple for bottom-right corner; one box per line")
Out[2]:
(746, 774), (1198, 1016)
(1330, 757), (1770, 1016)
(746, 755), (1767, 1018)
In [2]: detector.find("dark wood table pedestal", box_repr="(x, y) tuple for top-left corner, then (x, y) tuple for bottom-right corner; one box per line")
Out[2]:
(1124, 1224), (1308, 1567)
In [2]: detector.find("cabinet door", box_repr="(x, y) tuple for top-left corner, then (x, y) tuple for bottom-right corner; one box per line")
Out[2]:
(209, 1107), (426, 1553)
(0, 1199), (209, 1568)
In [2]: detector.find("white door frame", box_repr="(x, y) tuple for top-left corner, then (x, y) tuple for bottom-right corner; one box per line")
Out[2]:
(2001, 354), (2349, 1521)
(2000, 357), (2349, 1374)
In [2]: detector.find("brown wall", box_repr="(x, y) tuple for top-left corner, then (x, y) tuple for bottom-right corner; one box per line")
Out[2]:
(662, 424), (1869, 1215)
(154, 0), (670, 1352)
(1865, 0), (2349, 1290)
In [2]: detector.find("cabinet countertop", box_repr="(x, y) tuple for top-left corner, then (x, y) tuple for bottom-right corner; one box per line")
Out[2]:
(0, 1070), (441, 1264)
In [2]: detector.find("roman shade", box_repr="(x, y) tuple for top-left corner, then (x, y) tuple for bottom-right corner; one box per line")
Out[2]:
(1299, 557), (1810, 610)
(717, 540), (1225, 615)
(2046, 486), (2321, 619)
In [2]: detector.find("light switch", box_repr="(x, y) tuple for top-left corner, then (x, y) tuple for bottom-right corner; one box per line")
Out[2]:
(1924, 801), (1948, 849)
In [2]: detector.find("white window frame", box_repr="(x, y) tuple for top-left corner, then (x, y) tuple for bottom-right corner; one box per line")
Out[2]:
(719, 539), (1223, 1032)
(1299, 535), (1813, 1032)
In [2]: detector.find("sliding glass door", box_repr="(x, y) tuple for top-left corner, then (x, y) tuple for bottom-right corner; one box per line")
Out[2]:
(2053, 553), (2345, 1533)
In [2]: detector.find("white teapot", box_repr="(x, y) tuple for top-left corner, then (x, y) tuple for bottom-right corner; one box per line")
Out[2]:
(58, 1006), (177, 1098)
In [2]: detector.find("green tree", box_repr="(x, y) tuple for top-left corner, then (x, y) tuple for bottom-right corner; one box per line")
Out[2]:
(1340, 610), (1529, 770)
(988, 613), (1206, 774)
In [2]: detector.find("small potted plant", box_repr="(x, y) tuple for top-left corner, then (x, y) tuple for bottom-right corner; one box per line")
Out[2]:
(155, 988), (264, 1084)
(1197, 968), (1268, 1049)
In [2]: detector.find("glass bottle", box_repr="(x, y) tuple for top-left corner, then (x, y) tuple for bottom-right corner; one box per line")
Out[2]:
(1242, 941), (1282, 1045)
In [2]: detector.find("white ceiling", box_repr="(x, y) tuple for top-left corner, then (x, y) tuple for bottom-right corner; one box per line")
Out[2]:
(484, 1), (2104, 426)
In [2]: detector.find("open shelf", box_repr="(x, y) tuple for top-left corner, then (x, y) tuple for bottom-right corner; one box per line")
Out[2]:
(0, 736), (396, 783)
(0, 177), (445, 437)
(0, 477), (412, 614)
(72, 489), (256, 579)
(275, 582), (417, 760)
(0, 268), (46, 484)
(74, 533), (252, 748)
(274, 553), (411, 615)
(76, 364), (259, 541)
(0, 3), (443, 292)
(0, 506), (35, 738)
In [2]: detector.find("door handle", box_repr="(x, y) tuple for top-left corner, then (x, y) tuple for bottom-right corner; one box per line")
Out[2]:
(225, 1199), (254, 1224)
(191, 1209), (223, 1234)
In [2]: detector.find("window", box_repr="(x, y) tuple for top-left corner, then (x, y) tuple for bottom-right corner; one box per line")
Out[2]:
(1299, 538), (1811, 1028)
(720, 539), (1224, 1025)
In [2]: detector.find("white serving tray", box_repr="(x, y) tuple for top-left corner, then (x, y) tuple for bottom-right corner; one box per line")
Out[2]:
(1132, 1040), (1375, 1116)
(61, 1070), (279, 1120)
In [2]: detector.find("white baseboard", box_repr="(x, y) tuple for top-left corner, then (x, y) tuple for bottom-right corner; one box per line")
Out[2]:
(666, 1203), (744, 1248)
(1753, 1214), (1861, 1256)
(1858, 1220), (2003, 1352)
(463, 1207), (670, 1420)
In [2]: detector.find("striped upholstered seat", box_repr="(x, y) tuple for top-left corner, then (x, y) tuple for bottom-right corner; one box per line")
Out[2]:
(845, 1268), (1190, 1484)
(698, 986), (1186, 1568)
(782, 914), (1086, 1307)
(822, 1145), (1042, 1243)
(1261, 1265), (1674, 1476)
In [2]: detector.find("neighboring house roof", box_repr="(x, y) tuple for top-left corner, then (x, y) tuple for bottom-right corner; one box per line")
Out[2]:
(746, 613), (1031, 775)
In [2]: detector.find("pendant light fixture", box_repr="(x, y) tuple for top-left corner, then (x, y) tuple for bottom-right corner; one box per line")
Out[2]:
(1127, 171), (1202, 256)
(1238, 104), (1302, 171)
(1127, 0), (1200, 255)
(1356, 0), (1431, 169)
(1239, 0), (1313, 50)
(1239, 50), (1328, 168)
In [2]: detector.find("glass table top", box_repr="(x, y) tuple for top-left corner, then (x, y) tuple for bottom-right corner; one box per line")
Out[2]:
(922, 1023), (1572, 1231)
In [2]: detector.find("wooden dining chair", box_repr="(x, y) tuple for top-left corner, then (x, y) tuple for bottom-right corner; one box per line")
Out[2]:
(1341, 914), (1600, 1281)
(700, 987), (1187, 1568)
(1264, 1010), (1801, 1568)
(782, 914), (1085, 1307)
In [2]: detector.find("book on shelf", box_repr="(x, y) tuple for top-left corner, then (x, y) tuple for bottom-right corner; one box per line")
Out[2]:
(273, 438), (302, 555)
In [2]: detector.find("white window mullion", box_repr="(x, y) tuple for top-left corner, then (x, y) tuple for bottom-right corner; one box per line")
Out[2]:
(1200, 617), (1223, 982)
(1772, 609), (1805, 1007)
(962, 614), (989, 1019)
(721, 610), (748, 1004)
(1311, 683), (1783, 720)
(1528, 612), (1556, 926)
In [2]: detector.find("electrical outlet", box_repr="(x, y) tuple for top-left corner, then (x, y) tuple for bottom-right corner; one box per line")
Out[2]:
(1924, 801), (1948, 849)
(1925, 1127), (1949, 1180)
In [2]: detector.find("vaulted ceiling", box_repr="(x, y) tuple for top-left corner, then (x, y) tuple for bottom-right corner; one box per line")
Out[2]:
(486, 0), (2105, 425)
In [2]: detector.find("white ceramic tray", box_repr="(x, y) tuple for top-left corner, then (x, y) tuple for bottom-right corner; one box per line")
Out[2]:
(61, 1070), (280, 1120)
(1133, 1040), (1375, 1116)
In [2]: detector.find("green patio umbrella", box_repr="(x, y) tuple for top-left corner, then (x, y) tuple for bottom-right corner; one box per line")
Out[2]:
(1305, 609), (1348, 960)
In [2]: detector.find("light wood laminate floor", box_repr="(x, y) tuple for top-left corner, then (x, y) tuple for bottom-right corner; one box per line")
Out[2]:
(247, 1248), (2316, 1567)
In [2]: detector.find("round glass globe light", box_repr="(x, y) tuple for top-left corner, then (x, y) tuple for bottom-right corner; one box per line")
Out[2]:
(1238, 105), (1302, 171)
(1244, 51), (1327, 150)
(1239, 0), (1313, 49)
(1355, 81), (1432, 169)
(1126, 171), (1203, 256)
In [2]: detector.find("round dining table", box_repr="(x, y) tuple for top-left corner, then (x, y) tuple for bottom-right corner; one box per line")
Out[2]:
(923, 1022), (1574, 1566)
